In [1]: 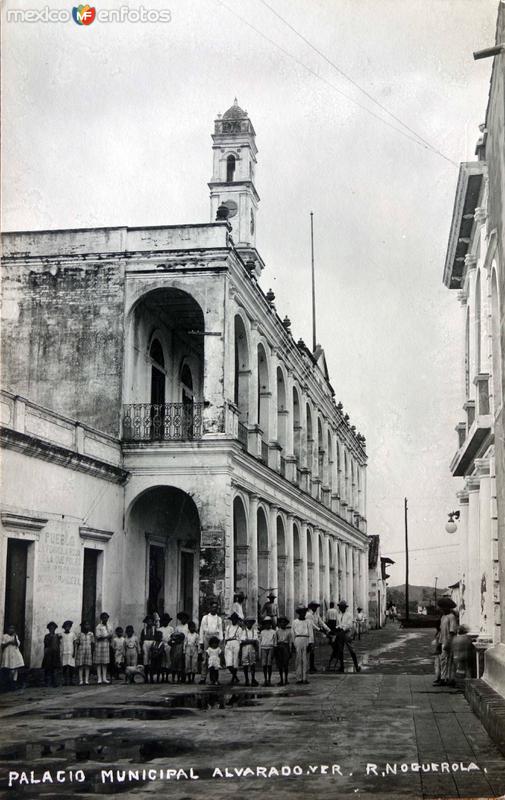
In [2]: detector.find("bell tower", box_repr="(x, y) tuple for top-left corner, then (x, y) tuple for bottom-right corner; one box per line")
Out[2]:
(209, 99), (259, 249)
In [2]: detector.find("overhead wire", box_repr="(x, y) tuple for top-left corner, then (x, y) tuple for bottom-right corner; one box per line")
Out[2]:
(257, 0), (458, 166)
(215, 0), (459, 165)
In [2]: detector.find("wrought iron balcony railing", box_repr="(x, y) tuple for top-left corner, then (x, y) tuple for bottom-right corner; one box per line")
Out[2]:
(122, 402), (204, 442)
(238, 421), (248, 449)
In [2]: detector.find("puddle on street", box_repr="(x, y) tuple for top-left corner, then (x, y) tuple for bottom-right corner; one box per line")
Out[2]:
(0, 735), (195, 764)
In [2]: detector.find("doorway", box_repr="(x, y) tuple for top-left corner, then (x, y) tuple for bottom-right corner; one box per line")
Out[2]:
(180, 550), (194, 618)
(82, 548), (100, 628)
(4, 539), (29, 652)
(148, 545), (165, 616)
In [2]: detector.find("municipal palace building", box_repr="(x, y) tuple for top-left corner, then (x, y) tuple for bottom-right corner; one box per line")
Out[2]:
(0, 100), (369, 666)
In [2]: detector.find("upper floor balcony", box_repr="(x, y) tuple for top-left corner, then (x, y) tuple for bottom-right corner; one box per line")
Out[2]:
(122, 402), (204, 442)
(451, 374), (493, 476)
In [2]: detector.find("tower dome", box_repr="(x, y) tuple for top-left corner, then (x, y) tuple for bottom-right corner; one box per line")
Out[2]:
(222, 98), (247, 120)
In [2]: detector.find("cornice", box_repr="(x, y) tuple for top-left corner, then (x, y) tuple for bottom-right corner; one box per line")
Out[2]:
(1, 427), (129, 485)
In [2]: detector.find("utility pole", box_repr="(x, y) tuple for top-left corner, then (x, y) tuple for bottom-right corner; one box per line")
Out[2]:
(434, 576), (438, 608)
(404, 497), (409, 622)
(310, 211), (316, 352)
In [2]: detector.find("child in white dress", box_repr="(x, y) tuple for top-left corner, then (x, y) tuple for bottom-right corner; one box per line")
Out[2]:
(185, 621), (200, 683)
(60, 620), (76, 686)
(111, 627), (125, 679)
(1, 625), (24, 686)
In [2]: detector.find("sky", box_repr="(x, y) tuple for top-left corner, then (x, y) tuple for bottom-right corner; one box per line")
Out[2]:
(1, 0), (498, 588)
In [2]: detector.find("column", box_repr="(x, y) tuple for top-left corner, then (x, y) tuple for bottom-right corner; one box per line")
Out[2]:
(360, 549), (368, 618)
(476, 458), (494, 643)
(333, 539), (340, 603)
(299, 520), (309, 606)
(247, 494), (259, 617)
(312, 527), (320, 604)
(353, 548), (360, 614)
(323, 533), (331, 608)
(346, 544), (354, 613)
(339, 542), (347, 602)
(456, 489), (469, 628)
(285, 514), (295, 620)
(203, 308), (226, 435)
(269, 505), (279, 602)
(466, 475), (480, 634)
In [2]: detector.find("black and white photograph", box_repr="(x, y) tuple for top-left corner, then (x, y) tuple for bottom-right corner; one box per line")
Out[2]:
(1, 0), (505, 797)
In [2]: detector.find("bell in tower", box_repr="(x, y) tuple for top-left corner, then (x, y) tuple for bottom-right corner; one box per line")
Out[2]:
(209, 99), (259, 249)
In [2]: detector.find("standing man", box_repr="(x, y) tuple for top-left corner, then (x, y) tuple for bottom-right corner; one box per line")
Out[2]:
(307, 601), (330, 673)
(335, 600), (360, 673)
(260, 593), (278, 627)
(199, 601), (224, 684)
(326, 601), (338, 635)
(292, 606), (311, 684)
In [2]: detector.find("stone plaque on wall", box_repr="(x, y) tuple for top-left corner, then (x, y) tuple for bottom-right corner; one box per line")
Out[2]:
(201, 528), (224, 548)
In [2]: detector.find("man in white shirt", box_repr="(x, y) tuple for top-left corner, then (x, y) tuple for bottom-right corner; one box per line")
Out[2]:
(199, 601), (224, 684)
(335, 600), (360, 673)
(292, 606), (311, 684)
(307, 602), (330, 673)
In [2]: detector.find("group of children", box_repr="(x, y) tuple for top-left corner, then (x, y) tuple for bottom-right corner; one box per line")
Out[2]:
(2, 596), (351, 688)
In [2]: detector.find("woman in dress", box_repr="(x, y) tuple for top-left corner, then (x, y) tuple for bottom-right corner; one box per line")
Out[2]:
(94, 612), (112, 684)
(42, 621), (61, 687)
(60, 620), (76, 686)
(1, 624), (24, 687)
(75, 621), (94, 685)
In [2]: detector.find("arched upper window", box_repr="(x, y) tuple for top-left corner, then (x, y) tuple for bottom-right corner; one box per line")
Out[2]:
(227, 155), (236, 182)
(277, 367), (287, 450)
(181, 363), (193, 403)
(292, 386), (301, 461)
(234, 314), (250, 422)
(150, 338), (165, 406)
(150, 338), (165, 370)
(257, 343), (270, 440)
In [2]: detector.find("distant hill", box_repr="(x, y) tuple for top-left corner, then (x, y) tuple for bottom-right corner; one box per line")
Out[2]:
(388, 583), (449, 610)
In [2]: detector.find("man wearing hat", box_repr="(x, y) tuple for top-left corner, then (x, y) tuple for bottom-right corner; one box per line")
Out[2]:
(292, 606), (310, 684)
(335, 600), (360, 673)
(260, 593), (278, 627)
(224, 611), (245, 684)
(199, 600), (224, 684)
(306, 602), (330, 673)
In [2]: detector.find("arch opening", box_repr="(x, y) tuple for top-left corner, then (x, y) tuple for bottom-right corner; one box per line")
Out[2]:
(126, 486), (200, 622)
(125, 288), (205, 441)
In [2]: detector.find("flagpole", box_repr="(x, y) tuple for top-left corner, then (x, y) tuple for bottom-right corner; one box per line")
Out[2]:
(311, 211), (316, 352)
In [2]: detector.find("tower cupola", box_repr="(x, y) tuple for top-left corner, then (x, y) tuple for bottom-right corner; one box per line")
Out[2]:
(209, 99), (259, 249)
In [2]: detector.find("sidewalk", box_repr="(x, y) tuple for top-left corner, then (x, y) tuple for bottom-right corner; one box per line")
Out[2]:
(1, 626), (504, 799)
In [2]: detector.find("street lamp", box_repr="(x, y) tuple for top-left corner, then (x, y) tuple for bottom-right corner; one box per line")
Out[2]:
(445, 510), (460, 534)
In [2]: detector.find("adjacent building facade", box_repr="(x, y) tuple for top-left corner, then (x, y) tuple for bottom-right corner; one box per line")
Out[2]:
(443, 3), (504, 693)
(0, 100), (369, 667)
(367, 534), (393, 629)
